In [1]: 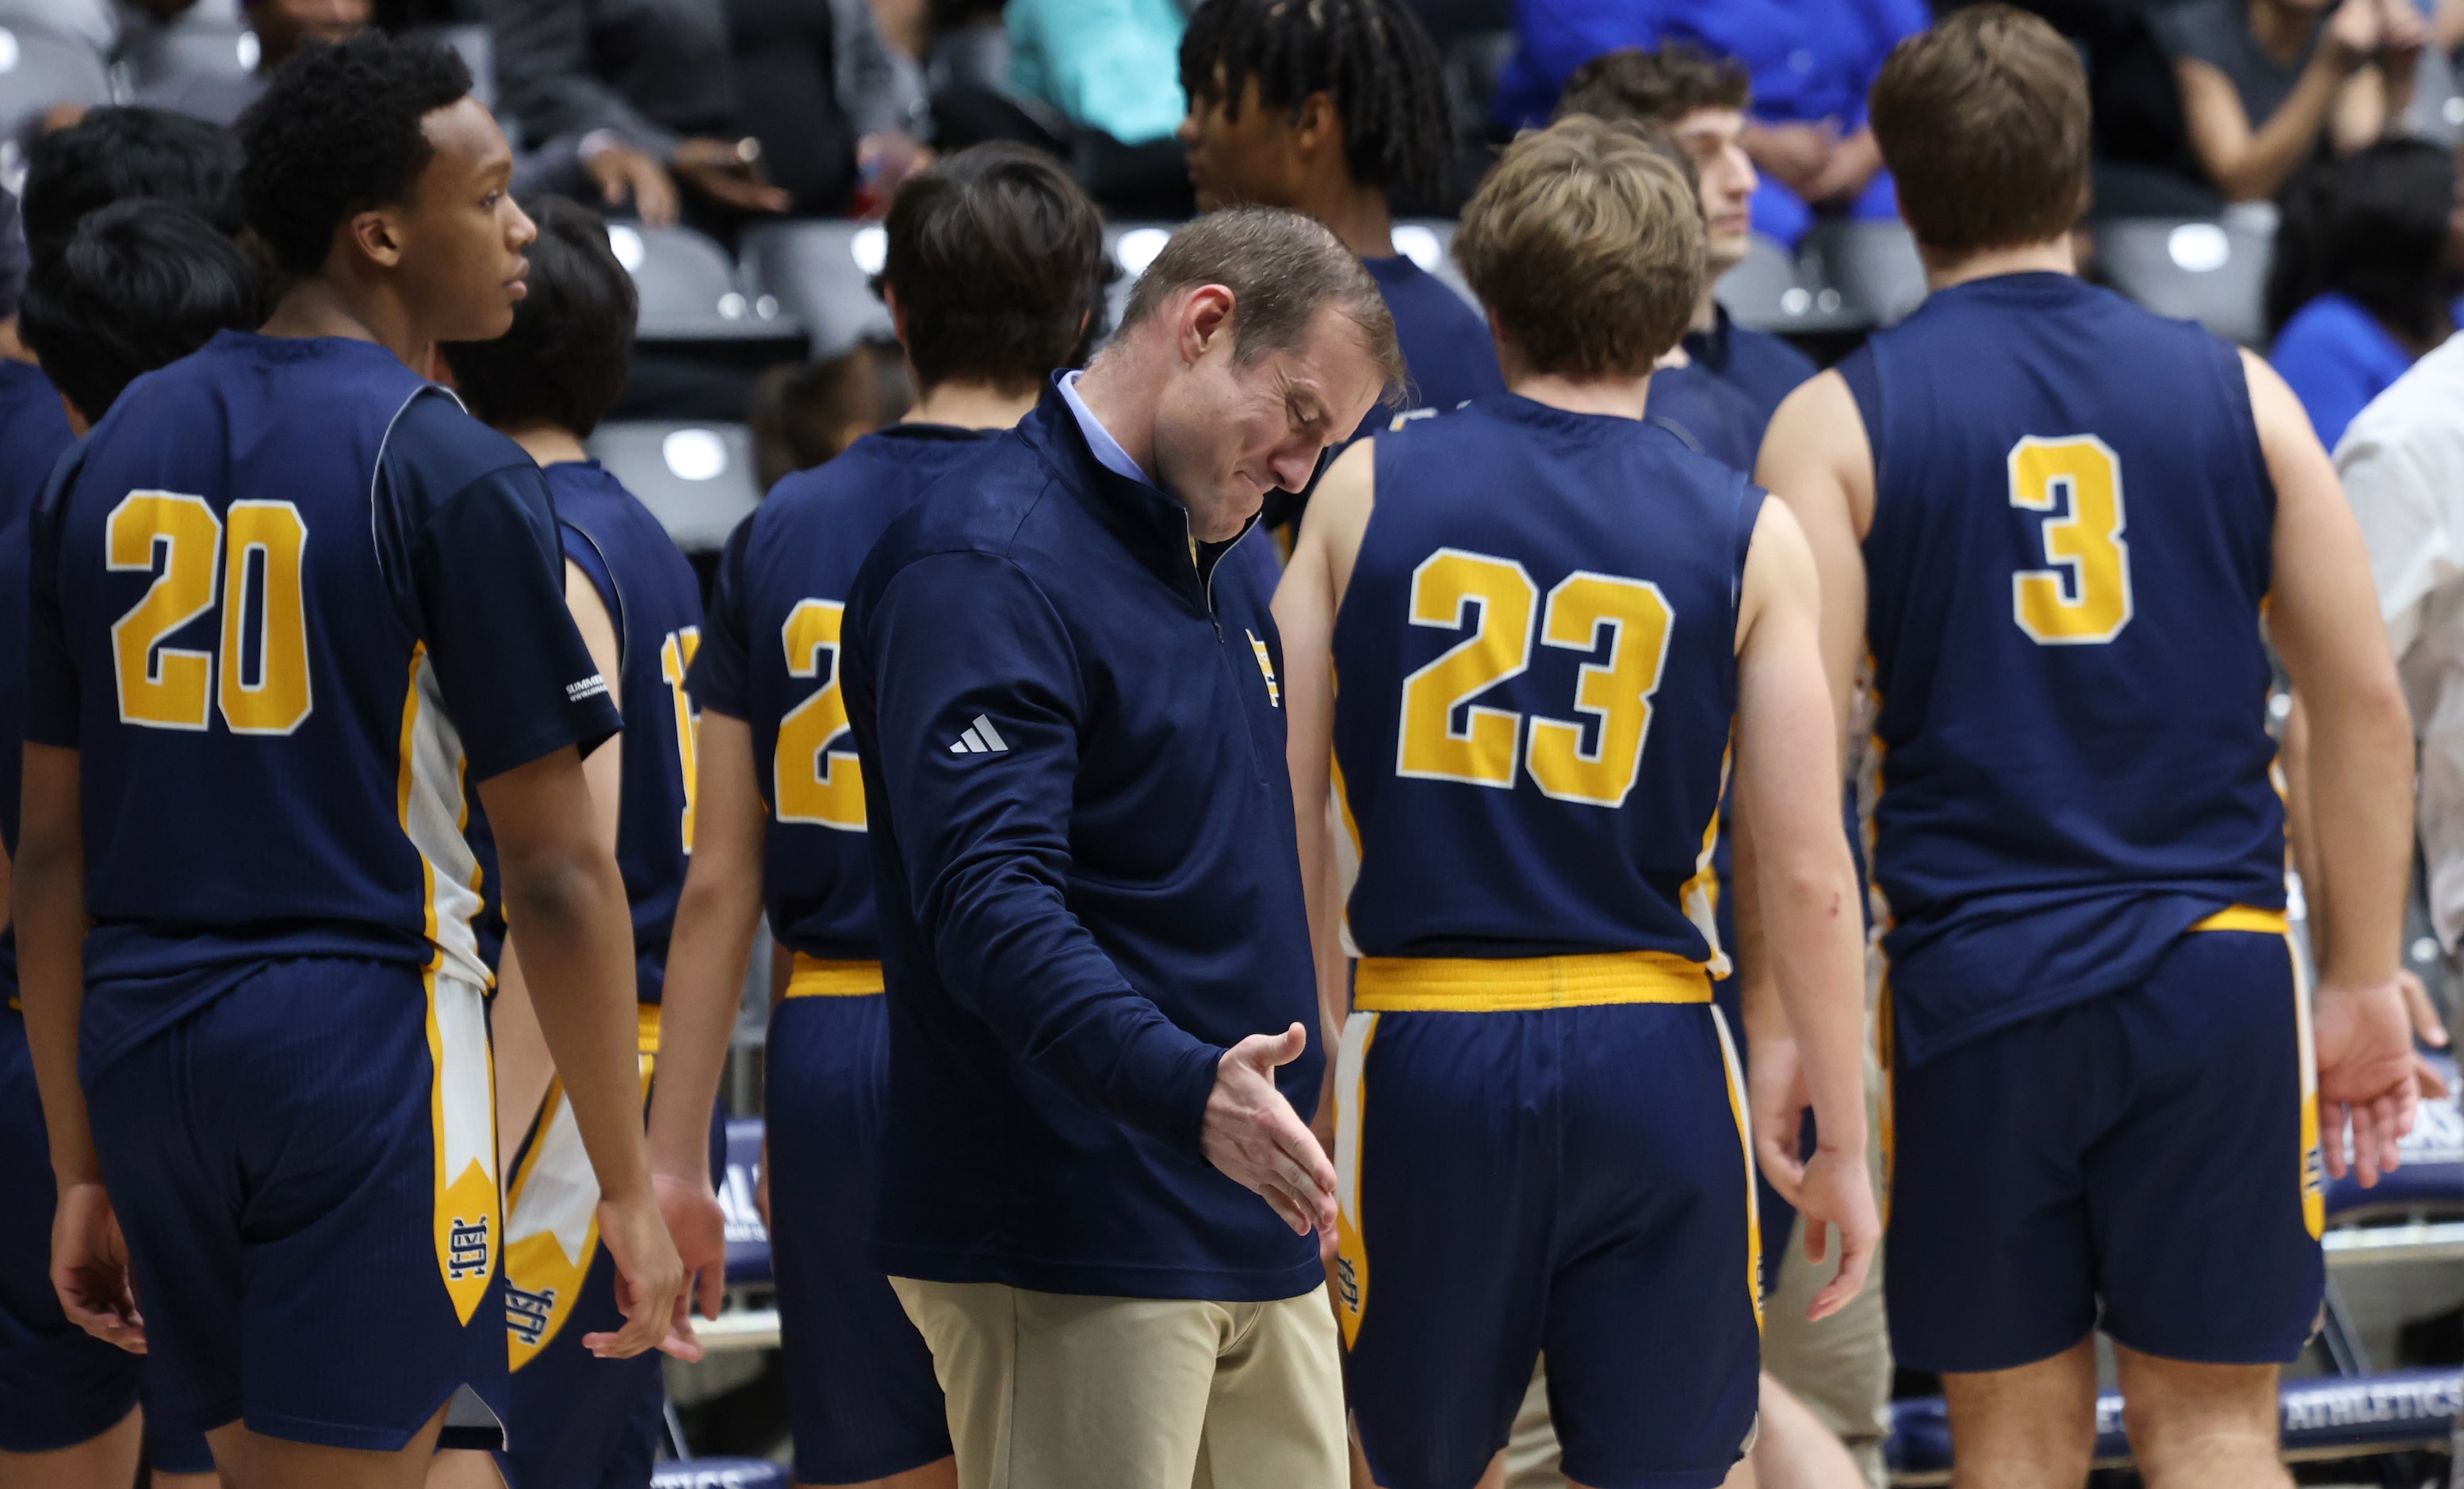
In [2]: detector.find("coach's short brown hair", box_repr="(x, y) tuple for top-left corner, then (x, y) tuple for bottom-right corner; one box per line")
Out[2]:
(1555, 44), (1748, 128)
(1870, 4), (2090, 255)
(1454, 117), (1702, 378)
(1119, 207), (1405, 385)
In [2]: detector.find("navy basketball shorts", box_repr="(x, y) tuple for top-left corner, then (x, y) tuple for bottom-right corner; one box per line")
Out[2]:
(496, 1002), (671, 1489)
(84, 959), (508, 1450)
(0, 1005), (143, 1453)
(765, 970), (951, 1485)
(1333, 971), (1761, 1489)
(1886, 920), (2323, 1373)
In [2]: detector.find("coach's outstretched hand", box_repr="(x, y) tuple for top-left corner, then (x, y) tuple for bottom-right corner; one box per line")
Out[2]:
(586, 1190), (701, 1362)
(2316, 975), (2428, 1188)
(52, 1181), (144, 1353)
(1204, 1024), (1339, 1244)
(1794, 1146), (1881, 1324)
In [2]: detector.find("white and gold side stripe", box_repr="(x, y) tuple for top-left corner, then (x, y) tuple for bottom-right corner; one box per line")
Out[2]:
(1332, 1009), (1379, 1349)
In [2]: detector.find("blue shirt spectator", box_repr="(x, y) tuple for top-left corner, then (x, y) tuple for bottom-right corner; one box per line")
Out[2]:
(1008, 0), (1191, 145)
(2271, 289), (2420, 450)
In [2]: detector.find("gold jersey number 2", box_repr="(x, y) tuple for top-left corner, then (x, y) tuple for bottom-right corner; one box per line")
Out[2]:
(2009, 435), (2133, 645)
(109, 491), (312, 734)
(1395, 548), (1674, 808)
(775, 598), (866, 831)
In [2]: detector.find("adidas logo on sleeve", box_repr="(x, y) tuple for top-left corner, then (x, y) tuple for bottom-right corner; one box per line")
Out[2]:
(947, 714), (1009, 755)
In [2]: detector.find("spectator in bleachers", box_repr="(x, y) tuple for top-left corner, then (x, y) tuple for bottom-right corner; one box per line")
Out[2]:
(0, 189), (75, 533)
(1489, 0), (1927, 247)
(2156, 0), (2425, 202)
(1177, 0), (1504, 449)
(1554, 47), (1820, 433)
(1007, 0), (1189, 155)
(2267, 137), (2454, 447)
(488, 0), (924, 220)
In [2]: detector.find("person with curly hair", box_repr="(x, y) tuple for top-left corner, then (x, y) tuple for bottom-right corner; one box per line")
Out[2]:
(14, 32), (690, 1487)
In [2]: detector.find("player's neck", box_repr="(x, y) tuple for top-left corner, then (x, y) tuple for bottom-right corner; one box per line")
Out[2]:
(1689, 285), (1721, 335)
(1507, 369), (1655, 422)
(259, 278), (423, 368)
(1922, 236), (2076, 293)
(502, 423), (591, 469)
(1300, 178), (1396, 262)
(905, 380), (1041, 431)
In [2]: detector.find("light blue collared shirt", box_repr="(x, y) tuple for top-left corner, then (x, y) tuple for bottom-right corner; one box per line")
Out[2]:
(1058, 370), (1154, 487)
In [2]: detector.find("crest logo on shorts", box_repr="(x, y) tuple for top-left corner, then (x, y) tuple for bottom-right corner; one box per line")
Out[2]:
(507, 1284), (558, 1349)
(447, 1215), (493, 1280)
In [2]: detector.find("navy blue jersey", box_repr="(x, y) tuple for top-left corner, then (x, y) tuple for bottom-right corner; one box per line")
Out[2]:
(1651, 362), (1766, 473)
(1332, 393), (1760, 963)
(25, 332), (620, 1076)
(1844, 273), (2284, 1064)
(0, 360), (74, 533)
(0, 521), (25, 1001)
(550, 460), (706, 998)
(1682, 306), (1820, 436)
(691, 425), (1001, 962)
(1362, 255), (1506, 426)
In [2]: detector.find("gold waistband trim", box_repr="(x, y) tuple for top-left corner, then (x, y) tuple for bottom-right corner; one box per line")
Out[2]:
(786, 955), (886, 998)
(1354, 951), (1712, 1012)
(637, 1001), (662, 1057)
(2190, 905), (2290, 936)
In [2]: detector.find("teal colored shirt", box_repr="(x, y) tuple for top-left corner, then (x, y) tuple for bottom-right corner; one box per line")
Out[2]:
(1006, 0), (1188, 144)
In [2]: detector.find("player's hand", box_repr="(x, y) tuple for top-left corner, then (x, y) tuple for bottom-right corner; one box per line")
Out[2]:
(52, 1181), (144, 1353)
(1743, 120), (1839, 193)
(2315, 975), (2420, 1187)
(756, 1134), (773, 1234)
(1203, 1024), (1338, 1241)
(1747, 1032), (1812, 1203)
(653, 1167), (729, 1323)
(586, 1189), (701, 1361)
(583, 141), (681, 228)
(1793, 1146), (1879, 1323)
(2379, 0), (2429, 60)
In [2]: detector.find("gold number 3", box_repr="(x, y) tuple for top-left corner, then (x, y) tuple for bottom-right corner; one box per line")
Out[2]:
(1396, 548), (1674, 808)
(2009, 435), (2133, 645)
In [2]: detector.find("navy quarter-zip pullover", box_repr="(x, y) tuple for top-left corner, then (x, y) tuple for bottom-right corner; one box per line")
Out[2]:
(842, 383), (1323, 1302)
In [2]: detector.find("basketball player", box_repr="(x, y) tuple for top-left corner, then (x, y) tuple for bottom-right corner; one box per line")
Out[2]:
(646, 143), (1108, 1489)
(1277, 116), (1878, 1489)
(1758, 10), (2422, 1487)
(14, 34), (687, 1489)
(434, 196), (709, 1489)
(0, 200), (259, 1489)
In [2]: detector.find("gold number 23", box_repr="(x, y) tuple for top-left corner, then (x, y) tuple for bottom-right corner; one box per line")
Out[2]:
(2009, 435), (2132, 645)
(1395, 548), (1674, 808)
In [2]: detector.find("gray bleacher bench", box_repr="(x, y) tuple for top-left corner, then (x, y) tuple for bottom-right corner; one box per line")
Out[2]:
(607, 223), (798, 346)
(586, 422), (763, 553)
(0, 13), (110, 150)
(114, 10), (253, 93)
(650, 1460), (789, 1487)
(738, 219), (894, 362)
(2093, 216), (2275, 349)
(1800, 220), (1928, 330)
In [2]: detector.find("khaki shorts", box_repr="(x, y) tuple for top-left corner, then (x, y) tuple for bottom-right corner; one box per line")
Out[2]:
(891, 1277), (1348, 1489)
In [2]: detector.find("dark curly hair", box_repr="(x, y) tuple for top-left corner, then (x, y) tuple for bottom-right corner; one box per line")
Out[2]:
(442, 198), (637, 438)
(1177, 0), (1453, 206)
(21, 107), (245, 266)
(236, 32), (473, 278)
(875, 142), (1110, 396)
(19, 201), (265, 424)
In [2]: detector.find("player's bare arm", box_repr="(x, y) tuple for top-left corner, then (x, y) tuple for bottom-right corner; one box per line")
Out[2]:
(15, 743), (143, 1353)
(641, 710), (768, 1322)
(1756, 369), (1876, 751)
(1275, 436), (1377, 1061)
(1732, 499), (1879, 1321)
(2244, 347), (2423, 1186)
(491, 564), (630, 1166)
(476, 746), (693, 1361)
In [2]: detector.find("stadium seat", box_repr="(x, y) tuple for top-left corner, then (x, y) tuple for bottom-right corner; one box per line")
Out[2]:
(1103, 221), (1178, 341)
(721, 1116), (771, 1286)
(926, 24), (1010, 96)
(737, 220), (894, 362)
(1887, 1368), (2462, 1479)
(1800, 220), (1927, 328)
(115, 11), (254, 94)
(0, 15), (112, 147)
(609, 224), (798, 346)
(585, 422), (763, 552)
(2092, 217), (2274, 348)
(649, 1460), (790, 1488)
(1714, 232), (1827, 331)
(1393, 217), (1476, 313)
